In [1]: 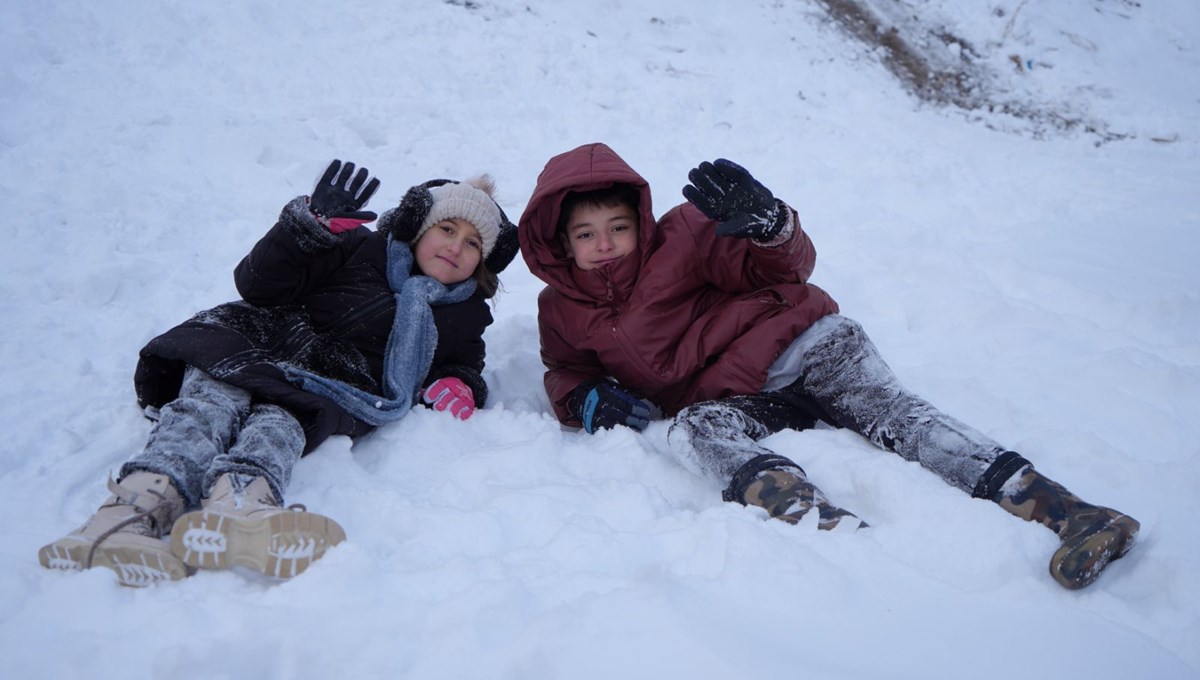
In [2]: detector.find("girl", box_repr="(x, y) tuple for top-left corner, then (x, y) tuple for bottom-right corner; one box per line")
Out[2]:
(518, 143), (1138, 590)
(39, 160), (519, 586)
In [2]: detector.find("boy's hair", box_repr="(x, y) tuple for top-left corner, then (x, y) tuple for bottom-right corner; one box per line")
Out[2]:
(556, 184), (640, 235)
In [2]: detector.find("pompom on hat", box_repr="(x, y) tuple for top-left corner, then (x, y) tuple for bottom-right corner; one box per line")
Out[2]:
(377, 175), (520, 274)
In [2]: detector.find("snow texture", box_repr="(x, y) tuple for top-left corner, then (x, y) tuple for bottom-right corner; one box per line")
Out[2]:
(1, 1), (1198, 679)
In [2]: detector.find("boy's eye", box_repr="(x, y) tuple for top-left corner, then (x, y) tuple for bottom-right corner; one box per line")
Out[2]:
(573, 231), (592, 241)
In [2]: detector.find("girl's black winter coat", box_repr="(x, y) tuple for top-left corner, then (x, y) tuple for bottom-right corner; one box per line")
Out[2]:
(134, 198), (492, 453)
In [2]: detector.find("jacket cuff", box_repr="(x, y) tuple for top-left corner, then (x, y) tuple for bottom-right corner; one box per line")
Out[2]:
(753, 200), (795, 248)
(280, 196), (342, 254)
(567, 380), (600, 422)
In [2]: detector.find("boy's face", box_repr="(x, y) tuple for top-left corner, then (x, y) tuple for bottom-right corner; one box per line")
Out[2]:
(559, 203), (639, 271)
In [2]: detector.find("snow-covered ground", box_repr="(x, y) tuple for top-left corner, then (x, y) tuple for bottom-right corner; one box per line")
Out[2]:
(2, 1), (1197, 678)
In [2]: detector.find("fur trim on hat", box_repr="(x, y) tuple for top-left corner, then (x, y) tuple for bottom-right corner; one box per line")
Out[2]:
(376, 179), (448, 244)
(414, 176), (503, 259)
(485, 208), (519, 275)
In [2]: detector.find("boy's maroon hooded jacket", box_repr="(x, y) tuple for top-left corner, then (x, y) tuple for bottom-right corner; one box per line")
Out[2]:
(519, 143), (839, 425)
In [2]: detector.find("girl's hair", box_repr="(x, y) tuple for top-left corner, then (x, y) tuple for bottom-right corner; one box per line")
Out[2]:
(474, 259), (499, 299)
(556, 183), (640, 235)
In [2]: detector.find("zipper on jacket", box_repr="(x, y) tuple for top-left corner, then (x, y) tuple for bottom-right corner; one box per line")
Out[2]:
(602, 275), (666, 382)
(609, 309), (669, 383)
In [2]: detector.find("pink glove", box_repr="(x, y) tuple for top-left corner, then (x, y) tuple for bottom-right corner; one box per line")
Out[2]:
(422, 377), (476, 420)
(327, 217), (372, 234)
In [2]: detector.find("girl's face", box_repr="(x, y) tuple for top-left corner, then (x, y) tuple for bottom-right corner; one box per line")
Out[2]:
(415, 218), (483, 285)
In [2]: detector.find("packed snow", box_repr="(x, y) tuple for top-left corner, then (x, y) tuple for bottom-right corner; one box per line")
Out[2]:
(1, 1), (1197, 678)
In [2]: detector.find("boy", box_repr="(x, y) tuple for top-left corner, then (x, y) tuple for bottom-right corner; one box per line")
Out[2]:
(517, 142), (1139, 590)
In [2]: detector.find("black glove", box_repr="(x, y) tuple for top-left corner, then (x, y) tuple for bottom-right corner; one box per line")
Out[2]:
(683, 158), (785, 242)
(571, 381), (652, 434)
(309, 159), (381, 232)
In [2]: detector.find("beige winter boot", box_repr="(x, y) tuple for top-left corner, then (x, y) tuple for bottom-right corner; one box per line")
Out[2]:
(171, 473), (345, 579)
(38, 473), (188, 587)
(735, 468), (868, 531)
(996, 467), (1139, 589)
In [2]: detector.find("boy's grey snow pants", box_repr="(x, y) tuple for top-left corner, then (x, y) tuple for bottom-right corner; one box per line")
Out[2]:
(668, 314), (1008, 495)
(121, 367), (305, 508)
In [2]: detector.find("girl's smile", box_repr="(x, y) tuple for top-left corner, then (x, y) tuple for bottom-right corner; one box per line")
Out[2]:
(415, 218), (483, 284)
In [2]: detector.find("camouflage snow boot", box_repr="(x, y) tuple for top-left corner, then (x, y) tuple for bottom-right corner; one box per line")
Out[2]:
(171, 473), (345, 579)
(725, 455), (867, 531)
(996, 466), (1139, 590)
(38, 473), (188, 587)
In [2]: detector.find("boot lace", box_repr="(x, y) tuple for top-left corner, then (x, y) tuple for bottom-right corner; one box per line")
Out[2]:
(85, 476), (174, 568)
(224, 473), (305, 512)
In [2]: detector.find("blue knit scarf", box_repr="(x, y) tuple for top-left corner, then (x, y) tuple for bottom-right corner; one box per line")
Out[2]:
(285, 236), (477, 426)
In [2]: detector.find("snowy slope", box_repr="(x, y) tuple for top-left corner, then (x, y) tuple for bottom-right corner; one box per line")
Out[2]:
(1, 1), (1197, 678)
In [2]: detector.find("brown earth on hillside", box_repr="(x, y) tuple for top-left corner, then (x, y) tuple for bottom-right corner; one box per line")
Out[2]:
(811, 0), (1132, 143)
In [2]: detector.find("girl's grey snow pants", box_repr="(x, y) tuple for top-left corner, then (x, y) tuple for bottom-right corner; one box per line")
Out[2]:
(121, 367), (305, 508)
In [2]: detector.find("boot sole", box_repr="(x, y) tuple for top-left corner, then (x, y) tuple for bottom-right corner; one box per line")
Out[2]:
(38, 536), (188, 587)
(171, 510), (346, 579)
(1050, 514), (1140, 590)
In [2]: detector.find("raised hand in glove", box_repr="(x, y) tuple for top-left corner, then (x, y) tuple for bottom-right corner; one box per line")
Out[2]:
(682, 158), (786, 242)
(571, 381), (652, 434)
(309, 159), (381, 233)
(422, 377), (476, 420)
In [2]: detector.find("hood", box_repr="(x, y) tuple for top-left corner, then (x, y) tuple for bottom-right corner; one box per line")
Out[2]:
(518, 143), (656, 298)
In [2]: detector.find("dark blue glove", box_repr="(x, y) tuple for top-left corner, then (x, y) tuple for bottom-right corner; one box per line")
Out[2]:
(572, 382), (652, 434)
(683, 158), (785, 242)
(309, 159), (381, 232)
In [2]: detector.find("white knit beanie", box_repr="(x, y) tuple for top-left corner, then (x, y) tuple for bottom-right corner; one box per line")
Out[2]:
(414, 176), (503, 258)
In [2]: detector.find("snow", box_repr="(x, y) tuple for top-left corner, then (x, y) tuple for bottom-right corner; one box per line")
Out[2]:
(2, 0), (1198, 678)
